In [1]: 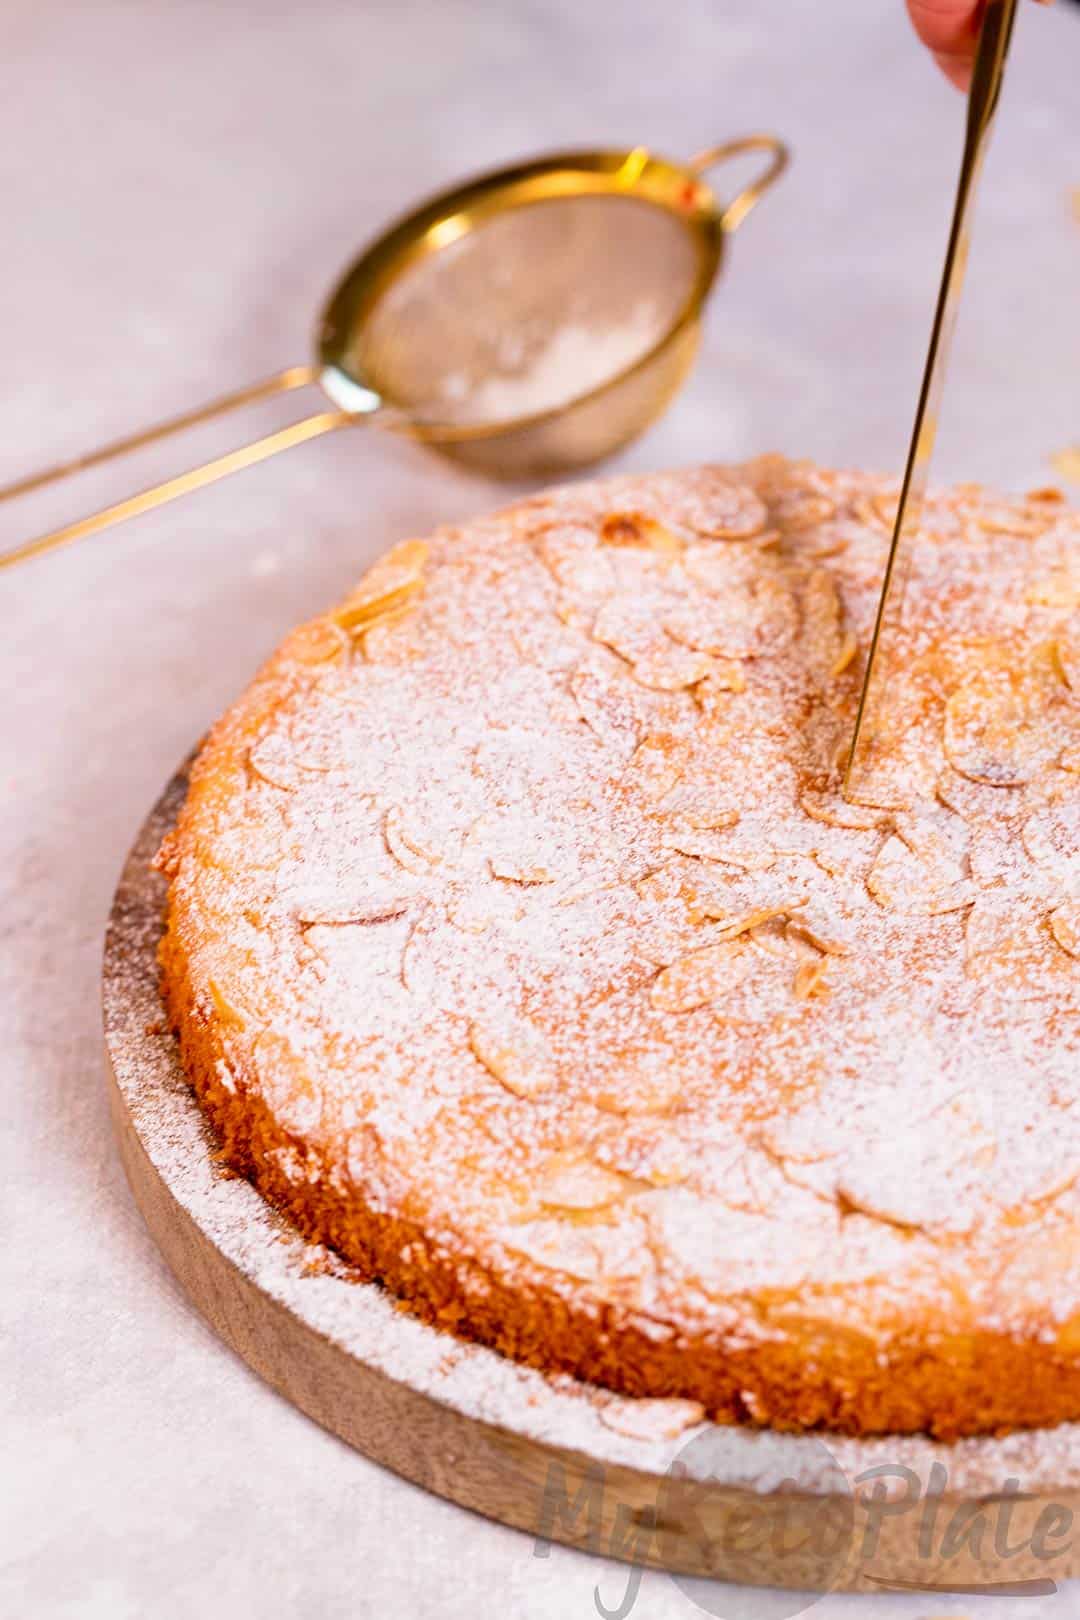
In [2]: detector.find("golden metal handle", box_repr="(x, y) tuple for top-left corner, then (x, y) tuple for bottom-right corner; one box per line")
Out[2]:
(0, 366), (352, 572)
(688, 134), (790, 233)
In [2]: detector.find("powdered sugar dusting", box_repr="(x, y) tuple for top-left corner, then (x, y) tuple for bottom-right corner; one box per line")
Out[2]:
(106, 774), (1080, 1497)
(157, 459), (1079, 1434)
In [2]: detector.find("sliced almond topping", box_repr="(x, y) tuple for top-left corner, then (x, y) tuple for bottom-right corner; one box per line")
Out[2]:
(830, 631), (859, 678)
(297, 892), (412, 927)
(597, 1397), (706, 1441)
(290, 618), (350, 665)
(662, 793), (740, 832)
(709, 904), (794, 941)
(866, 834), (975, 916)
(537, 525), (617, 594)
(630, 648), (713, 692)
(599, 510), (683, 555)
(660, 826), (754, 866)
(1051, 635), (1080, 693)
(968, 503), (1051, 540)
(591, 597), (660, 665)
(800, 568), (848, 684)
(665, 576), (796, 660)
(332, 539), (429, 633)
(534, 1156), (629, 1212)
(694, 661), (747, 702)
(624, 733), (691, 802)
(793, 957), (830, 1000)
(247, 732), (299, 791)
(469, 1015), (554, 1098)
(207, 977), (246, 1029)
(446, 891), (492, 935)
(943, 654), (1066, 787)
(776, 491), (836, 532)
(490, 857), (557, 885)
(798, 786), (887, 830)
(786, 917), (852, 957)
(384, 805), (442, 873)
(651, 940), (750, 1013)
(681, 480), (768, 540)
(1049, 900), (1080, 960)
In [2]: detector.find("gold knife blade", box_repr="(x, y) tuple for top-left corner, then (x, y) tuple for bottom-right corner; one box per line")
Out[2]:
(844, 0), (1020, 801)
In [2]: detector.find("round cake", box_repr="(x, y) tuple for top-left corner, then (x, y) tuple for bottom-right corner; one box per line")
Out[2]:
(157, 457), (1080, 1439)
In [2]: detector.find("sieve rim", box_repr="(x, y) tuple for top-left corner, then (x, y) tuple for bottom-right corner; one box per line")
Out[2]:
(314, 145), (731, 443)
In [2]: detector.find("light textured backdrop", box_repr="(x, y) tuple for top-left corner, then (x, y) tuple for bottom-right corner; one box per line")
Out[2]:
(3, 1), (1078, 1614)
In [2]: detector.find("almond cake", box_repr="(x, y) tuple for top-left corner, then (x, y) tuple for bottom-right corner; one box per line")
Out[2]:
(156, 458), (1080, 1439)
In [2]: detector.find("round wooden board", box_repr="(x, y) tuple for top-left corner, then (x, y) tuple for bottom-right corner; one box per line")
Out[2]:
(104, 766), (1080, 1597)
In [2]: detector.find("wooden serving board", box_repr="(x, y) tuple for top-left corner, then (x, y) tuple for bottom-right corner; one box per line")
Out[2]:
(104, 767), (1080, 1595)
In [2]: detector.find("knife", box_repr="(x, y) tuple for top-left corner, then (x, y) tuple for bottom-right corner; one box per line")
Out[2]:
(844, 0), (1020, 800)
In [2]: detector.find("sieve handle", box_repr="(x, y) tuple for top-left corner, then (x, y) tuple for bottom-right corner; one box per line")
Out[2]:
(688, 134), (790, 233)
(0, 366), (354, 572)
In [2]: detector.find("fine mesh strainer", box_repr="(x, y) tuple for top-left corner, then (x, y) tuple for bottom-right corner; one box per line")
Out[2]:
(0, 135), (787, 571)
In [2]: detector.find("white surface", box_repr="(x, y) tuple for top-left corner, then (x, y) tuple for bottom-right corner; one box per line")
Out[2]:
(2, 1), (1078, 1615)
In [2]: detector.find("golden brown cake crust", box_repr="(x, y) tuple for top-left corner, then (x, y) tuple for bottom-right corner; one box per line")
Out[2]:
(157, 459), (1080, 1439)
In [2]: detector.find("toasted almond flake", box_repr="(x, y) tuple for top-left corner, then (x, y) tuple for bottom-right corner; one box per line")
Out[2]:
(943, 654), (1065, 787)
(623, 733), (691, 802)
(591, 597), (665, 666)
(332, 538), (429, 632)
(709, 904), (795, 941)
(793, 957), (830, 1000)
(830, 631), (859, 678)
(534, 1156), (629, 1212)
(247, 733), (299, 791)
(970, 505), (1051, 539)
(650, 940), (750, 1013)
(1049, 900), (1080, 960)
(290, 619), (350, 665)
(207, 977), (246, 1029)
(665, 577), (796, 659)
(866, 834), (975, 916)
(665, 798), (740, 832)
(798, 787), (886, 830)
(490, 857), (557, 885)
(664, 833), (780, 873)
(297, 894), (412, 927)
(536, 525), (617, 594)
(1051, 636), (1080, 692)
(469, 1015), (553, 1098)
(597, 1397), (706, 1441)
(631, 648), (713, 691)
(445, 891), (492, 934)
(776, 492), (836, 531)
(786, 917), (853, 957)
(686, 485), (768, 541)
(599, 510), (683, 555)
(694, 664), (747, 708)
(384, 805), (442, 873)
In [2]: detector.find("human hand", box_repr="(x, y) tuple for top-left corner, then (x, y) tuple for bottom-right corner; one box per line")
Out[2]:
(907, 0), (1051, 88)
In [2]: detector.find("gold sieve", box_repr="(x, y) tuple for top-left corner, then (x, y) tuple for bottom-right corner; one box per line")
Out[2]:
(0, 135), (787, 572)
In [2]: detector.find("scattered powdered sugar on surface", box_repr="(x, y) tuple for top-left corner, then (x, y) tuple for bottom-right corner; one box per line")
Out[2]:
(105, 780), (1080, 1495)
(438, 300), (663, 422)
(149, 460), (1080, 1441)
